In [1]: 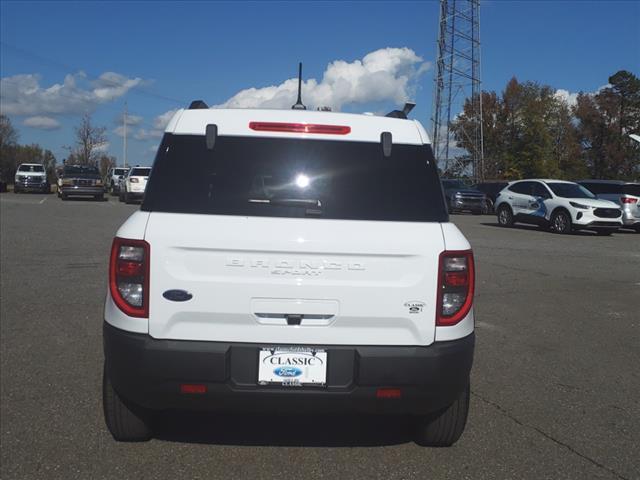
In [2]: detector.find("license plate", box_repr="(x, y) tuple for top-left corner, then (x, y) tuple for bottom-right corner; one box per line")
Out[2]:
(258, 347), (327, 386)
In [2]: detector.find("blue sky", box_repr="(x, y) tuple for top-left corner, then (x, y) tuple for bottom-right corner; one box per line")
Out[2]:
(1, 1), (639, 166)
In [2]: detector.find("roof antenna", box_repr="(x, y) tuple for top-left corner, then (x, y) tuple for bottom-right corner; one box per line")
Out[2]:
(291, 62), (306, 110)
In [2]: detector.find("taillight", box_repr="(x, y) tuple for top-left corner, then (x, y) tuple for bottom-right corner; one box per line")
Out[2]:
(621, 197), (637, 204)
(249, 122), (351, 135)
(109, 237), (149, 317)
(436, 250), (475, 326)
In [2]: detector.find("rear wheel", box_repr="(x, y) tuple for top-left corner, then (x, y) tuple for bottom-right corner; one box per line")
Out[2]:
(61, 193), (68, 201)
(551, 210), (572, 234)
(103, 364), (153, 442)
(124, 192), (132, 204)
(414, 381), (470, 447)
(497, 204), (514, 227)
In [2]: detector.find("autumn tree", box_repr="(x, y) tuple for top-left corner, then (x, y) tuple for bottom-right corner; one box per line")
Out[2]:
(99, 154), (116, 179)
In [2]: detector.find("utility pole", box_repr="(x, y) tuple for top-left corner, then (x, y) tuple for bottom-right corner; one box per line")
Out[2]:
(432, 0), (484, 181)
(122, 102), (128, 168)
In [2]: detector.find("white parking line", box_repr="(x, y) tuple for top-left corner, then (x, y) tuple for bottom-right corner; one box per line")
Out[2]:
(39, 197), (47, 204)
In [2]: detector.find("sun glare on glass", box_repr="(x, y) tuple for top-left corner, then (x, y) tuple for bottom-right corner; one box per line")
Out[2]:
(295, 174), (310, 188)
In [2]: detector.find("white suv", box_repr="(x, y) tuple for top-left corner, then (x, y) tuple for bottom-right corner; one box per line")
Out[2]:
(103, 103), (476, 446)
(118, 166), (151, 204)
(495, 179), (623, 235)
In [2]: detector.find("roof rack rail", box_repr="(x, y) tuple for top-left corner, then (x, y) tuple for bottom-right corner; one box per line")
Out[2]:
(385, 102), (416, 119)
(188, 100), (209, 109)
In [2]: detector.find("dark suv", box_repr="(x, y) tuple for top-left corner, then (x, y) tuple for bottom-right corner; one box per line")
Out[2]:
(58, 165), (105, 201)
(471, 181), (508, 214)
(441, 179), (486, 215)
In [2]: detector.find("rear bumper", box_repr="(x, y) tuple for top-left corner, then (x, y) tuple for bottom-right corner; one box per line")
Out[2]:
(60, 185), (103, 196)
(104, 322), (474, 414)
(126, 191), (145, 200)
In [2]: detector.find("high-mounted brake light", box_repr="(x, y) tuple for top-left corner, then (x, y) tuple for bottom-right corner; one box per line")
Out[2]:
(109, 237), (150, 318)
(621, 197), (637, 204)
(249, 122), (351, 135)
(436, 250), (475, 326)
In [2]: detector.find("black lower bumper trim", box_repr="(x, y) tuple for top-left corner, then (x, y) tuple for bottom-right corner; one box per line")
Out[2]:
(103, 323), (474, 414)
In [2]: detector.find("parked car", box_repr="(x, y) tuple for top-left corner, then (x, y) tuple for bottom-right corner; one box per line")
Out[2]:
(106, 167), (130, 195)
(58, 165), (104, 201)
(103, 102), (475, 446)
(494, 179), (622, 235)
(118, 166), (151, 204)
(471, 181), (508, 214)
(577, 180), (640, 232)
(14, 163), (49, 193)
(441, 179), (485, 215)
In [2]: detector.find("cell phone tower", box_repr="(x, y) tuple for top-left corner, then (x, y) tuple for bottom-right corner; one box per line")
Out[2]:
(431, 0), (484, 181)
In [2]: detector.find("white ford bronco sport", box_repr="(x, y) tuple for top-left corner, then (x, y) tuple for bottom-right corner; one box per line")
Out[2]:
(103, 100), (475, 446)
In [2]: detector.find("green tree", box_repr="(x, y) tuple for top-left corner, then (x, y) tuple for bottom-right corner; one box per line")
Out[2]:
(451, 77), (582, 180)
(574, 70), (640, 178)
(0, 115), (20, 181)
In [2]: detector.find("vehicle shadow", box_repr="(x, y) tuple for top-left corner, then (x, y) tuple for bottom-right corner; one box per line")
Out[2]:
(480, 222), (600, 236)
(153, 411), (414, 447)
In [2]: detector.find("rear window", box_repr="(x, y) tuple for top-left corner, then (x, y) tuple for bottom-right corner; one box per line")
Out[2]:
(18, 165), (44, 172)
(130, 168), (151, 176)
(114, 168), (129, 176)
(623, 184), (640, 197)
(63, 165), (100, 175)
(143, 134), (448, 222)
(580, 182), (623, 195)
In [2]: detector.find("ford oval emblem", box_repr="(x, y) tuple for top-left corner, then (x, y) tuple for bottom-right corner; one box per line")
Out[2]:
(274, 366), (302, 378)
(162, 289), (193, 302)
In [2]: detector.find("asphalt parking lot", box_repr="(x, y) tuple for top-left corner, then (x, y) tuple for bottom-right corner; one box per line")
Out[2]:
(1, 192), (638, 480)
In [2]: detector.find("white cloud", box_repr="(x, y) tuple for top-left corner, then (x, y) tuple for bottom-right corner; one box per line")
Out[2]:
(127, 115), (143, 125)
(95, 141), (110, 153)
(153, 109), (178, 130)
(0, 72), (146, 116)
(215, 47), (429, 111)
(22, 116), (61, 130)
(133, 128), (163, 141)
(555, 89), (578, 108)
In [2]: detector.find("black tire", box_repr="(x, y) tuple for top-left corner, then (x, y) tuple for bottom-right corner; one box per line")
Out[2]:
(61, 193), (68, 201)
(124, 192), (131, 204)
(119, 190), (124, 202)
(414, 381), (470, 447)
(634, 226), (640, 233)
(95, 194), (104, 202)
(103, 364), (152, 442)
(481, 199), (493, 215)
(551, 209), (572, 234)
(472, 209), (482, 216)
(497, 204), (514, 227)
